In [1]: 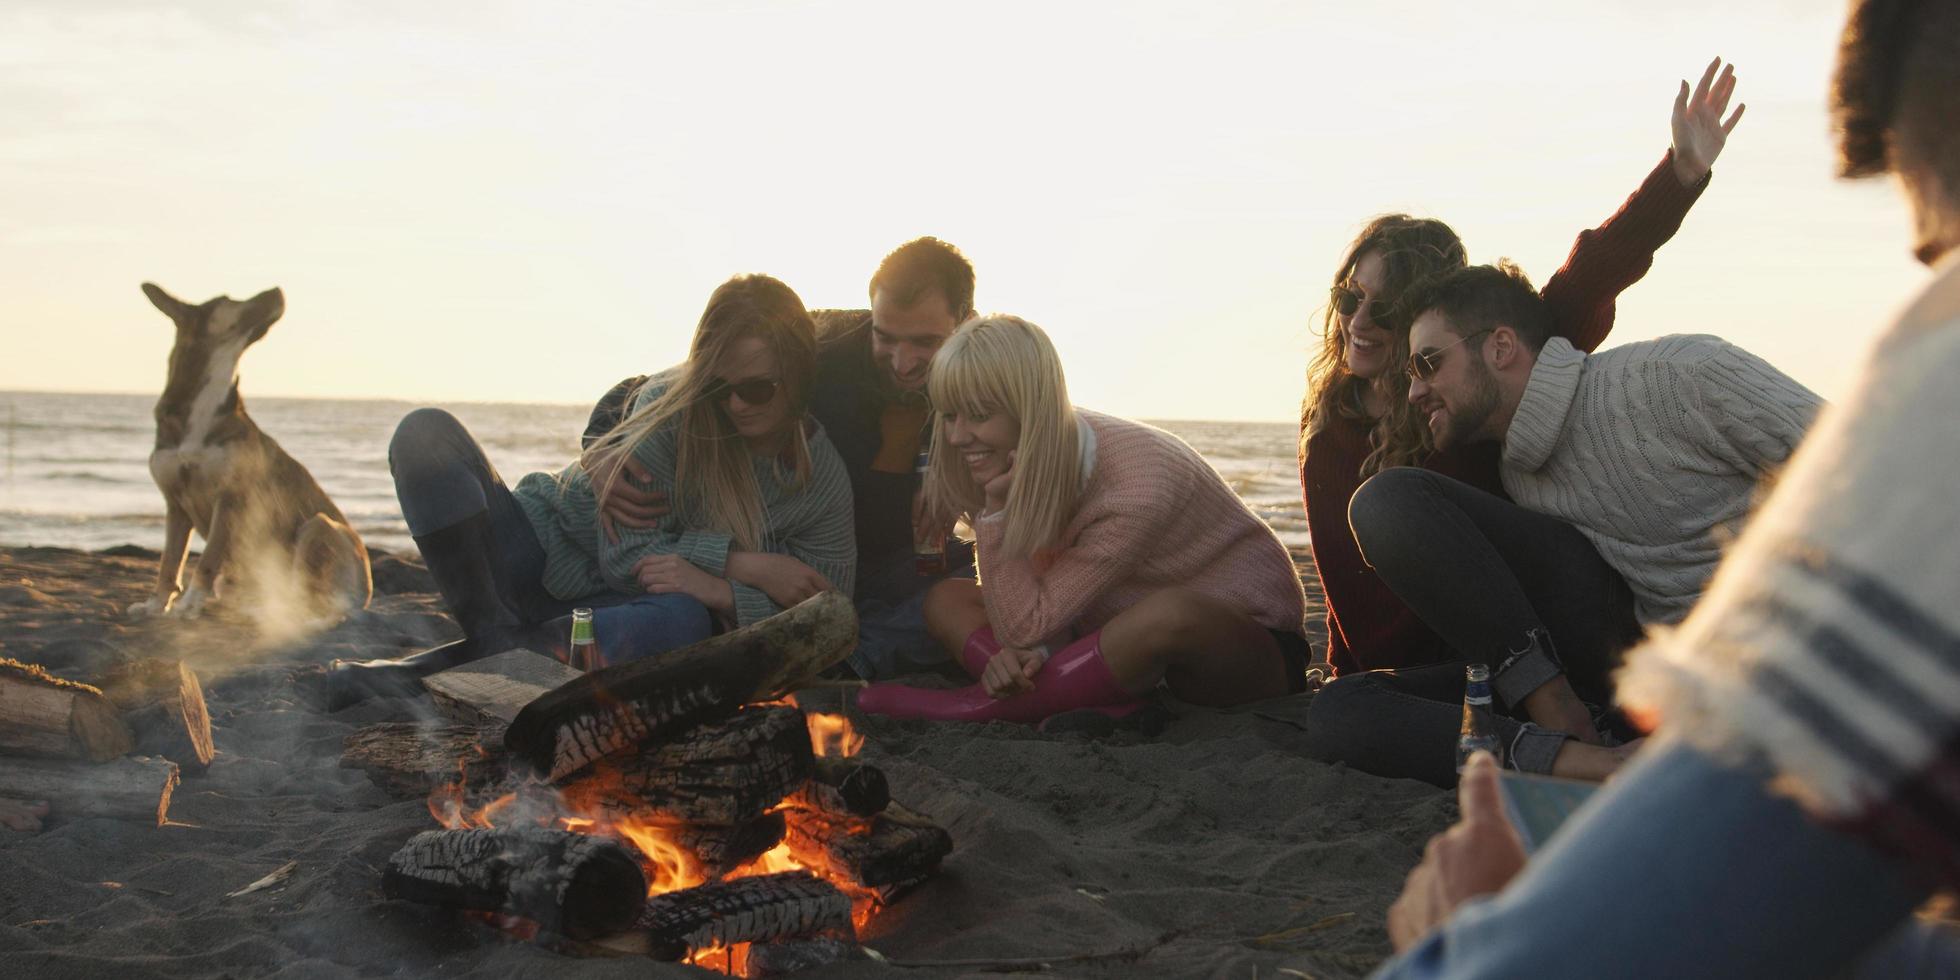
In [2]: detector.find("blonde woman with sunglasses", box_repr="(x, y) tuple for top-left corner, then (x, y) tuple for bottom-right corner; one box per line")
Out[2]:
(856, 315), (1308, 725)
(322, 275), (854, 706)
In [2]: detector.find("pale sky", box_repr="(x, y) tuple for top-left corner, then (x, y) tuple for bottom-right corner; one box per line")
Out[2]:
(0, 0), (1920, 422)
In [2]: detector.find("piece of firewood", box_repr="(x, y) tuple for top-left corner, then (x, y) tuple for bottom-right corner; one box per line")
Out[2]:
(0, 755), (178, 825)
(338, 723), (508, 797)
(673, 811), (787, 879)
(635, 870), (854, 961)
(0, 659), (134, 762)
(506, 592), (857, 781)
(423, 649), (583, 728)
(784, 757), (889, 819)
(784, 802), (952, 891)
(559, 705), (813, 826)
(382, 826), (646, 940)
(746, 937), (871, 977)
(94, 659), (214, 773)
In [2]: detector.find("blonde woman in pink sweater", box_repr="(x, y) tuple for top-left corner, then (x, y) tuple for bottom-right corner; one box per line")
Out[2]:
(856, 315), (1310, 724)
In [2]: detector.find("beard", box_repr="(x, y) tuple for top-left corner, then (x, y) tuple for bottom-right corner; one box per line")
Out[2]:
(1434, 363), (1501, 450)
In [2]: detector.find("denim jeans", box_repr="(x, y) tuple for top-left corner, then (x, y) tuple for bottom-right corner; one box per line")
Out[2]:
(846, 548), (977, 681)
(1307, 662), (1580, 787)
(389, 408), (711, 663)
(1372, 740), (1954, 979)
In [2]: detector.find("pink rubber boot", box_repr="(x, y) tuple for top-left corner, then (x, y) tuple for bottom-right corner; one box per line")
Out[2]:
(957, 626), (1003, 679)
(857, 630), (1142, 724)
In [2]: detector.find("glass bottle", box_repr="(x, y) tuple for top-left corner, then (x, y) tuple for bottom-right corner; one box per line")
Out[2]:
(913, 449), (948, 576)
(568, 607), (601, 672)
(1457, 663), (1503, 772)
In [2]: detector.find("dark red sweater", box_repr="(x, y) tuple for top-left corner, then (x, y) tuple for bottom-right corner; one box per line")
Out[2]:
(1302, 152), (1709, 676)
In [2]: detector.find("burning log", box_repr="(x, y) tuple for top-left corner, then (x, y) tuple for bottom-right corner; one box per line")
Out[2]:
(635, 870), (855, 961)
(674, 812), (787, 879)
(339, 723), (508, 797)
(0, 755), (178, 825)
(560, 705), (814, 826)
(383, 826), (646, 940)
(784, 802), (952, 893)
(747, 937), (873, 977)
(505, 592), (857, 781)
(0, 659), (134, 762)
(95, 658), (214, 773)
(784, 757), (889, 819)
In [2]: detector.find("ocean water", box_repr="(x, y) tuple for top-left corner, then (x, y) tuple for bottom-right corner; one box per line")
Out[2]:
(0, 390), (1308, 554)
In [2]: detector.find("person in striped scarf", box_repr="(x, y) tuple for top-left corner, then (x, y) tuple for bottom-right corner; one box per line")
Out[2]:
(1372, 2), (1960, 976)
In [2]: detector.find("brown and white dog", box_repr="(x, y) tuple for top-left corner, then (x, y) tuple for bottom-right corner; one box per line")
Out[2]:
(130, 282), (372, 622)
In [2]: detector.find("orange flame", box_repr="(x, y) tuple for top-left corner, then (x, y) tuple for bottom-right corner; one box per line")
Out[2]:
(805, 712), (862, 758)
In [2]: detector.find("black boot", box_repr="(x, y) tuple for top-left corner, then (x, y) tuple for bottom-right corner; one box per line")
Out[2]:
(314, 514), (549, 710)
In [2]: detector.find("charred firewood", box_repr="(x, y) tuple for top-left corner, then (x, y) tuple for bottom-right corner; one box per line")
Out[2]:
(505, 592), (857, 781)
(784, 757), (889, 819)
(784, 802), (952, 891)
(559, 705), (813, 826)
(673, 811), (787, 879)
(339, 723), (507, 797)
(382, 826), (646, 940)
(747, 937), (872, 976)
(635, 870), (854, 961)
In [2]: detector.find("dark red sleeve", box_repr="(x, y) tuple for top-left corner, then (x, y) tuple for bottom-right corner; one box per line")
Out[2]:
(1540, 150), (1710, 353)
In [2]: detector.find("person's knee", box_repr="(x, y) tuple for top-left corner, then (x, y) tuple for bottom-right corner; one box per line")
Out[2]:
(1348, 467), (1438, 564)
(1124, 587), (1228, 650)
(922, 577), (981, 628)
(390, 408), (467, 476)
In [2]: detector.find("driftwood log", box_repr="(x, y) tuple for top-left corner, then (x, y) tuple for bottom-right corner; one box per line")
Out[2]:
(0, 659), (134, 762)
(0, 755), (178, 825)
(506, 592), (857, 781)
(635, 870), (854, 961)
(785, 802), (952, 893)
(785, 757), (889, 819)
(560, 705), (813, 826)
(95, 659), (214, 772)
(339, 723), (509, 797)
(383, 826), (647, 940)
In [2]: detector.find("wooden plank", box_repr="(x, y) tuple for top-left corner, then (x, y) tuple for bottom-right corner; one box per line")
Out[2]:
(0, 755), (178, 825)
(0, 658), (134, 762)
(423, 649), (582, 728)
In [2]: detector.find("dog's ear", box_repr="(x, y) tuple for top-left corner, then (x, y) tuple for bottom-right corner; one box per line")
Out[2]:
(241, 287), (285, 343)
(141, 282), (195, 323)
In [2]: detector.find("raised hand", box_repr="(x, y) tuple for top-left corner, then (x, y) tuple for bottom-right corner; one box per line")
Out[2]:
(1671, 56), (1746, 187)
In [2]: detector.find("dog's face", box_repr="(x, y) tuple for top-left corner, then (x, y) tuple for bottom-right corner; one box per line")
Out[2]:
(144, 282), (285, 445)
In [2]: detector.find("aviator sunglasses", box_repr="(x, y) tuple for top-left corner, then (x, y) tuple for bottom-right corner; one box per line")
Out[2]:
(701, 377), (781, 406)
(1407, 329), (1493, 381)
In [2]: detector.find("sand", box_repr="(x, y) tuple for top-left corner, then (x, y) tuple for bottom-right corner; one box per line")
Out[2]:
(0, 544), (1452, 979)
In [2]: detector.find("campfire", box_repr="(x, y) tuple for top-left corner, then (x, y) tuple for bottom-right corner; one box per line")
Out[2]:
(353, 593), (951, 975)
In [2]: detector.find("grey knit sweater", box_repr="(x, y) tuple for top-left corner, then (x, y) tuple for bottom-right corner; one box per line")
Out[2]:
(1501, 335), (1821, 625)
(512, 380), (857, 627)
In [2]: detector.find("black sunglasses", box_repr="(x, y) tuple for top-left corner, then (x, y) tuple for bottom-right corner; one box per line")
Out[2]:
(1407, 329), (1493, 381)
(1331, 283), (1392, 323)
(701, 377), (781, 406)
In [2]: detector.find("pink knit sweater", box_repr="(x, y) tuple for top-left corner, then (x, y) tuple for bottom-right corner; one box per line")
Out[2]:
(975, 410), (1308, 649)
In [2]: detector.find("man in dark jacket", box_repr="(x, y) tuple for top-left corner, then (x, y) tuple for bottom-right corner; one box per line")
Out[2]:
(588, 237), (978, 679)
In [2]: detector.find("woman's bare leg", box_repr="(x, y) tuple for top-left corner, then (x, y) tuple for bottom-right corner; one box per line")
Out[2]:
(1096, 588), (1288, 706)
(922, 577), (990, 661)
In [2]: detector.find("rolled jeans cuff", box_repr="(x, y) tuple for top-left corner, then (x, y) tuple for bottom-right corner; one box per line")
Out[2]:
(1509, 722), (1570, 775)
(1492, 645), (1561, 709)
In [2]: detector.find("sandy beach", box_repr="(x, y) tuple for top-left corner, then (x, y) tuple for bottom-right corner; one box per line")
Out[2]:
(0, 543), (1451, 979)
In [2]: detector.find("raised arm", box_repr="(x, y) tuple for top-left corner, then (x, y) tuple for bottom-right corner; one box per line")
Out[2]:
(582, 375), (648, 449)
(1540, 58), (1743, 352)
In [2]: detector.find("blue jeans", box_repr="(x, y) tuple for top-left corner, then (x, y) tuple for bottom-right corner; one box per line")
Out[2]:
(1373, 740), (1952, 979)
(390, 408), (712, 664)
(847, 549), (976, 681)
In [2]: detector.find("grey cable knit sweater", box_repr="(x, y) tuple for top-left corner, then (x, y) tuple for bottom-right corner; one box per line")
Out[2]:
(1501, 335), (1822, 625)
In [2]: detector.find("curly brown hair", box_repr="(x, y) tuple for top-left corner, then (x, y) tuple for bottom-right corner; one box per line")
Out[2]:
(1299, 215), (1468, 475)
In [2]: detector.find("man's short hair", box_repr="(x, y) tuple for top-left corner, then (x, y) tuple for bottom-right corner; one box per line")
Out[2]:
(868, 237), (976, 319)
(1403, 260), (1553, 352)
(1834, 0), (1960, 182)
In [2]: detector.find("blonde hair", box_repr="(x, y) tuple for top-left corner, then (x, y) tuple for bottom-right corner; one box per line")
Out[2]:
(924, 314), (1081, 560)
(580, 274), (818, 552)
(1299, 215), (1468, 476)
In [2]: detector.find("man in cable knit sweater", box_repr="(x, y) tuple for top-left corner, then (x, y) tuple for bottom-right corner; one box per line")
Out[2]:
(1344, 262), (1820, 748)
